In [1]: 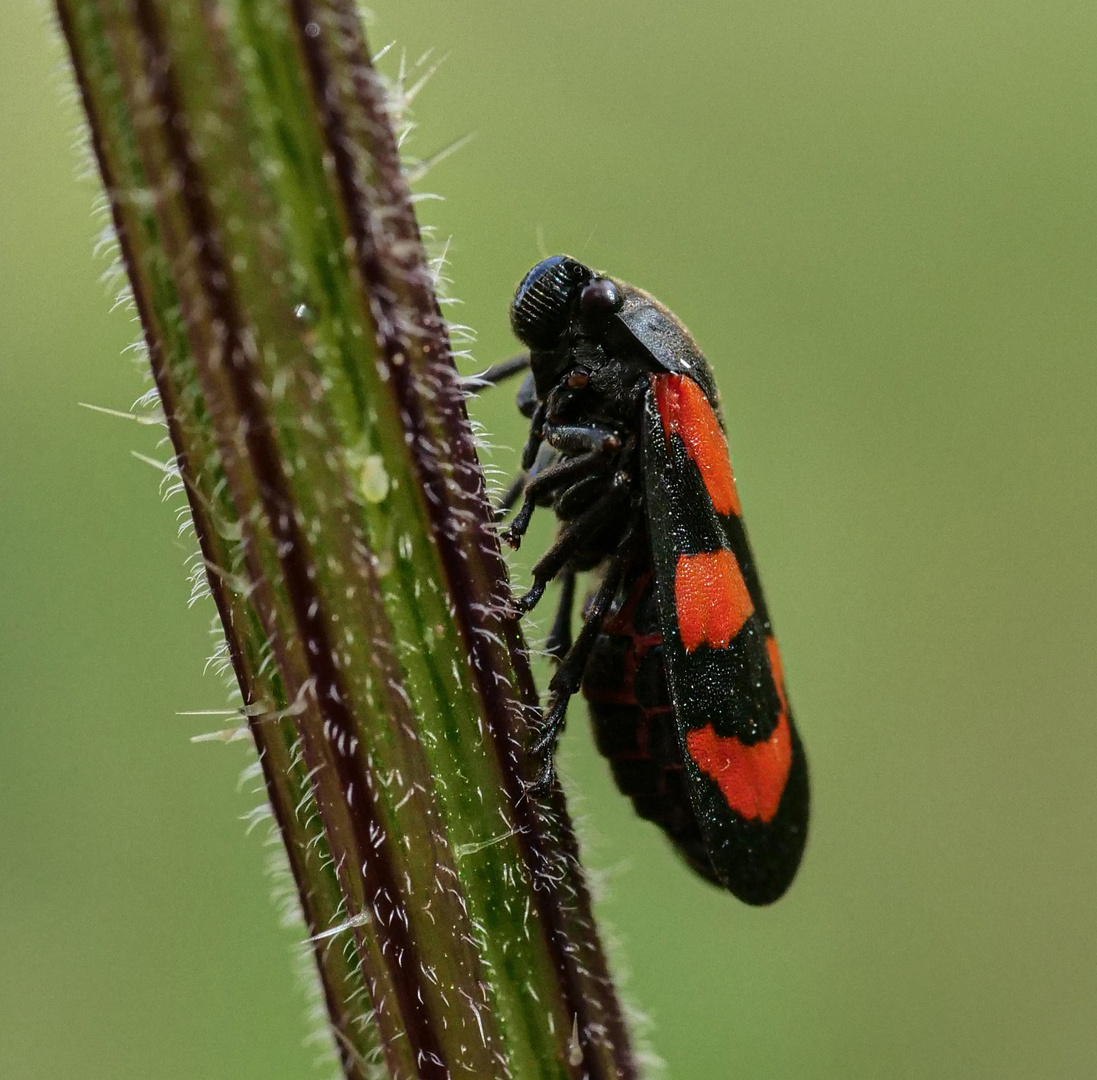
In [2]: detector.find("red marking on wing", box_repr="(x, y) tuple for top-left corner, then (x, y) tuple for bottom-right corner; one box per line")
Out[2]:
(685, 633), (792, 822)
(686, 715), (791, 822)
(675, 550), (753, 653)
(652, 373), (741, 517)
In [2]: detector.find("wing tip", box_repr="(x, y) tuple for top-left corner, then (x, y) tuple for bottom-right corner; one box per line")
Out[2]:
(704, 720), (810, 905)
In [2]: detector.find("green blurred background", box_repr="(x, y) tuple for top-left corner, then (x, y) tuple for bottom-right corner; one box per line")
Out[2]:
(3, 1), (1096, 1077)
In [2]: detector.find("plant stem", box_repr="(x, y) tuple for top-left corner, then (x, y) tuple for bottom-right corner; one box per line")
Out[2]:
(55, 2), (640, 1078)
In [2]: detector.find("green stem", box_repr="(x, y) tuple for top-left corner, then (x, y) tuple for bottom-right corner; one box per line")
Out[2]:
(55, 2), (639, 1078)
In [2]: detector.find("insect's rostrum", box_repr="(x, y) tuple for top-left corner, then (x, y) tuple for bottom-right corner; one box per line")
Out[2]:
(497, 255), (809, 905)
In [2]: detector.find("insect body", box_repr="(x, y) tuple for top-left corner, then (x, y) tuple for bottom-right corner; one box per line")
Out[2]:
(498, 255), (808, 904)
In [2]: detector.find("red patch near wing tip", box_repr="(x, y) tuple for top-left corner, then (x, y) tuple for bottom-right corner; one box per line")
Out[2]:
(685, 713), (792, 823)
(675, 551), (753, 653)
(686, 633), (793, 822)
(652, 374), (741, 516)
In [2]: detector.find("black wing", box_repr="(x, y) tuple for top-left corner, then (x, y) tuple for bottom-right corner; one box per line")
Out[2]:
(641, 372), (808, 904)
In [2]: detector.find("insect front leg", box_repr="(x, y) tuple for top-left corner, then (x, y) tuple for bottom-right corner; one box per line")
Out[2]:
(519, 400), (548, 471)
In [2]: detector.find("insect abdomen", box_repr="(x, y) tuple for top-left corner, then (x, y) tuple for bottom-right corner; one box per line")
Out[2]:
(581, 567), (721, 886)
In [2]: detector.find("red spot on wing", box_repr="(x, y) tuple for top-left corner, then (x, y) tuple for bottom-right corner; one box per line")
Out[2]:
(685, 636), (792, 822)
(652, 373), (741, 516)
(675, 550), (753, 653)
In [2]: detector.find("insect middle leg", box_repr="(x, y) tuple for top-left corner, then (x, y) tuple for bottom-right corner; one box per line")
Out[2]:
(503, 422), (623, 547)
(512, 480), (630, 613)
(501, 448), (611, 547)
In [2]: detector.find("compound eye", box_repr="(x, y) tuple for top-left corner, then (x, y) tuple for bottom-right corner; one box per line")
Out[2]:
(510, 255), (591, 349)
(579, 278), (621, 321)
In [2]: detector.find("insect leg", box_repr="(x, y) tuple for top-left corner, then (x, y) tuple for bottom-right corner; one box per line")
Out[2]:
(501, 449), (605, 545)
(512, 481), (630, 613)
(545, 570), (576, 661)
(529, 521), (639, 786)
(525, 450), (607, 501)
(544, 422), (622, 456)
(501, 496), (537, 548)
(520, 400), (548, 470)
(459, 352), (531, 391)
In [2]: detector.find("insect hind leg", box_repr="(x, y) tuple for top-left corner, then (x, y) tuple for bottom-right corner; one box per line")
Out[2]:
(529, 519), (640, 790)
(545, 570), (576, 661)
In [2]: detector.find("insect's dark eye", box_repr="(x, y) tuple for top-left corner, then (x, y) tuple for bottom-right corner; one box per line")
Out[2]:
(579, 278), (621, 320)
(510, 255), (592, 349)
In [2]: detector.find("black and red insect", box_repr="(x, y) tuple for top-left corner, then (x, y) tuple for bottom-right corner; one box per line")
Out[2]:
(479, 255), (808, 905)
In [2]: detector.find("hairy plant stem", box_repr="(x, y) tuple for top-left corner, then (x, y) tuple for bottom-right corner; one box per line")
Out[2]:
(54, 2), (640, 1078)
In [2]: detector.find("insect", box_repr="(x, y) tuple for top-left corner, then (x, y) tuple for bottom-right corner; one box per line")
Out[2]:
(477, 255), (809, 904)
